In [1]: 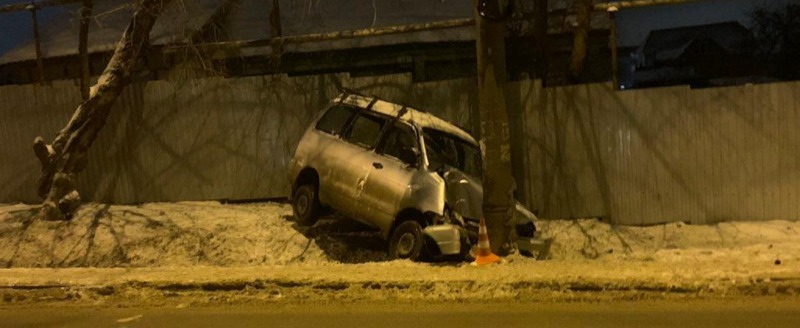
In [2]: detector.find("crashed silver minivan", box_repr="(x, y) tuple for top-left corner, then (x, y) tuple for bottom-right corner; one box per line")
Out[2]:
(288, 92), (539, 261)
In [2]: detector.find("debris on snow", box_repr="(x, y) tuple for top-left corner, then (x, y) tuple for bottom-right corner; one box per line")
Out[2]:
(116, 314), (143, 324)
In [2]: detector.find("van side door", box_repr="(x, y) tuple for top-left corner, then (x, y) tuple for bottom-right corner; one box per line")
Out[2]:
(310, 104), (358, 209)
(358, 122), (420, 233)
(333, 111), (390, 220)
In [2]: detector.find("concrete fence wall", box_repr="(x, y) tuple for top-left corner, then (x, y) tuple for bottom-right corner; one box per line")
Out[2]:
(2, 74), (799, 225)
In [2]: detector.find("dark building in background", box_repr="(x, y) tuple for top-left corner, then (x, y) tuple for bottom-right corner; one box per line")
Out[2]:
(622, 21), (762, 89)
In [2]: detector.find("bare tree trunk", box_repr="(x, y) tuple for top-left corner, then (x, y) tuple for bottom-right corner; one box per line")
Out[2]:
(33, 0), (172, 220)
(569, 0), (592, 81)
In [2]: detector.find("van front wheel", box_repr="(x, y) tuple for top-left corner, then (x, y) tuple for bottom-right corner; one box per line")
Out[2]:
(389, 221), (425, 261)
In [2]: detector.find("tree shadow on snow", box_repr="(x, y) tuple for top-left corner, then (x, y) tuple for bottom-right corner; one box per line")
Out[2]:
(283, 214), (468, 266)
(0, 204), (218, 268)
(283, 214), (391, 263)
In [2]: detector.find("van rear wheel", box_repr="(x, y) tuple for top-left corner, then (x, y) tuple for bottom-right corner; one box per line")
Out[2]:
(389, 221), (425, 261)
(293, 184), (320, 226)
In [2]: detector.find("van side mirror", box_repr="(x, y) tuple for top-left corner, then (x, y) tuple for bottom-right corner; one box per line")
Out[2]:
(399, 147), (419, 167)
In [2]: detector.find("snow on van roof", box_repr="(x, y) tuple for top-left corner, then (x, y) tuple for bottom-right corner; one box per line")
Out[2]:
(334, 93), (477, 146)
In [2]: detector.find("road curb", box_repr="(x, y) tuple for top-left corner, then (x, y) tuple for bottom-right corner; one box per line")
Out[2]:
(2, 274), (799, 306)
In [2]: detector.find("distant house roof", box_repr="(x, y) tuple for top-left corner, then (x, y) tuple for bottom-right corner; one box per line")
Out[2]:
(0, 0), (477, 65)
(638, 21), (754, 63)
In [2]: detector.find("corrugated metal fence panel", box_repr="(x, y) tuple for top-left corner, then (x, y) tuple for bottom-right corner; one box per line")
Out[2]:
(410, 77), (477, 131)
(0, 75), (332, 204)
(75, 82), (142, 203)
(3, 75), (800, 224)
(0, 80), (83, 203)
(516, 79), (545, 215)
(512, 80), (800, 224)
(102, 75), (329, 203)
(518, 82), (609, 220)
(600, 83), (696, 225)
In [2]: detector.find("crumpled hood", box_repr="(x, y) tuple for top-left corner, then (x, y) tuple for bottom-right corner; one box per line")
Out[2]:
(442, 167), (483, 219)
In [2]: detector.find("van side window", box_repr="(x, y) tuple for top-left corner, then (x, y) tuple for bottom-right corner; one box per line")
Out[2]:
(315, 105), (356, 136)
(378, 123), (417, 163)
(344, 113), (387, 149)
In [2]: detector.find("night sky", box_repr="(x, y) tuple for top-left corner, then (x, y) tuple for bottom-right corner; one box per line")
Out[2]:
(1, 0), (799, 57)
(0, 0), (67, 56)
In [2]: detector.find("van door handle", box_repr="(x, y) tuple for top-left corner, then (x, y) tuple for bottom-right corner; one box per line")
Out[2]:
(372, 162), (383, 169)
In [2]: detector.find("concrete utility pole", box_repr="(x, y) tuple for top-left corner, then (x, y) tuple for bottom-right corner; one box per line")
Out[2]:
(608, 6), (620, 89)
(269, 0), (283, 69)
(533, 0), (548, 83)
(569, 0), (593, 81)
(78, 0), (93, 100)
(474, 0), (514, 255)
(28, 4), (45, 85)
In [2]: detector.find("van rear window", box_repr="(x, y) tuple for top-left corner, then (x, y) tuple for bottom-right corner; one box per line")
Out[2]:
(315, 105), (356, 135)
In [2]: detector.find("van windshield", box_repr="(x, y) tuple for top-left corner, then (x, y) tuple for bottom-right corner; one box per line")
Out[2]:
(422, 128), (482, 179)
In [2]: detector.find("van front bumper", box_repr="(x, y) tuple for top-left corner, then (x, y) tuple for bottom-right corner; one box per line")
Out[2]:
(423, 224), (465, 256)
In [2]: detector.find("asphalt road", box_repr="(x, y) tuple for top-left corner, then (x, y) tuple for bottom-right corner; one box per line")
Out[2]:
(2, 299), (799, 328)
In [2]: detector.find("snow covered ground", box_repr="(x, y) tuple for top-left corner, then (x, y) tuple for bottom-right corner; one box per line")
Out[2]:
(0, 202), (327, 267)
(0, 202), (798, 304)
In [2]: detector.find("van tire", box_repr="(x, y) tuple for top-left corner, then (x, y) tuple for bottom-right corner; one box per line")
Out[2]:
(389, 221), (425, 261)
(293, 184), (320, 226)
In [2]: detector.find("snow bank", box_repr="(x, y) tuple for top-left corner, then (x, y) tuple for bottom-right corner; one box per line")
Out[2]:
(1, 202), (798, 269)
(539, 218), (800, 264)
(0, 202), (327, 268)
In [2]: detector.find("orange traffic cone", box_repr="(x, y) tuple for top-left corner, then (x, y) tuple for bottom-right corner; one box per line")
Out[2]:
(471, 217), (501, 266)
